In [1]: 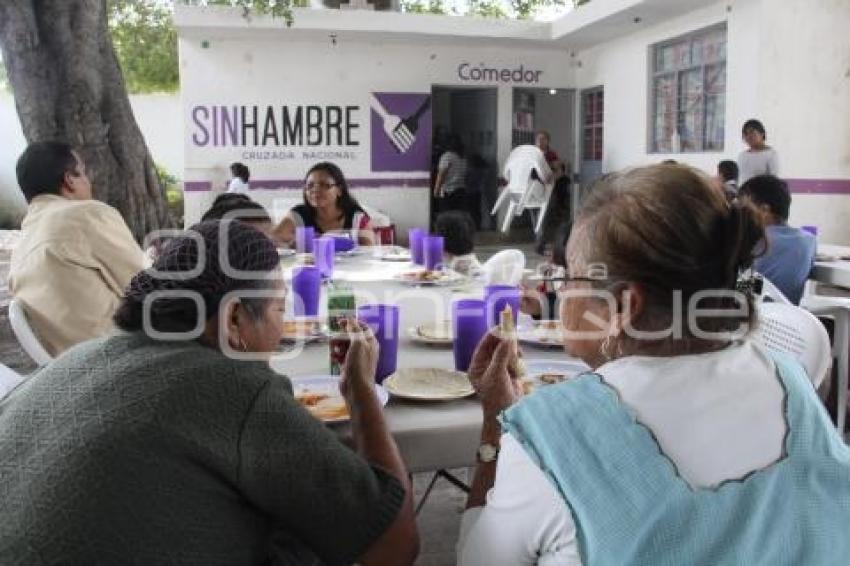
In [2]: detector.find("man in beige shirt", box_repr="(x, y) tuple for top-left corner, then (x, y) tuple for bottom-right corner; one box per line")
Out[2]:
(9, 141), (145, 357)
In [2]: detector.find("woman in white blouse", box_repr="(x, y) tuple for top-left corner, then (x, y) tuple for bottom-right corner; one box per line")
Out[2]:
(738, 119), (779, 184)
(458, 164), (850, 565)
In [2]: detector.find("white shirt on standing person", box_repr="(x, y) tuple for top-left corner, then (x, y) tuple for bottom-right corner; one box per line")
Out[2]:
(738, 148), (779, 185)
(227, 177), (249, 194)
(437, 151), (468, 196)
(738, 120), (779, 184)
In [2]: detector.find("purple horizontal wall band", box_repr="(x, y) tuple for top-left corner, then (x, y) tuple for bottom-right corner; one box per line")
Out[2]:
(184, 181), (213, 192)
(186, 178), (849, 194)
(786, 179), (850, 195)
(183, 178), (429, 192)
(249, 178), (430, 190)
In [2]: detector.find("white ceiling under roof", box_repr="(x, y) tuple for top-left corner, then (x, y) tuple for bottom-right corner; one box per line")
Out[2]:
(550, 0), (723, 49)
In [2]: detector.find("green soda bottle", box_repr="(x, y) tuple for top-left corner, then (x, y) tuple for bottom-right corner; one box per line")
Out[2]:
(327, 280), (356, 376)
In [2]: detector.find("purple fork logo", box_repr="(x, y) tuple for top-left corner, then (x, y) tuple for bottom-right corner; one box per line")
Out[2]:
(370, 92), (431, 172)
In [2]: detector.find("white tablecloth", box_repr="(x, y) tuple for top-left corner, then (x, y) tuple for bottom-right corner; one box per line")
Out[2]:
(813, 244), (850, 289)
(269, 251), (573, 472)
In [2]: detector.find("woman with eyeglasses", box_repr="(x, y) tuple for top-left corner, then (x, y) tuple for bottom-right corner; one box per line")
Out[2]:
(276, 162), (374, 246)
(458, 164), (850, 565)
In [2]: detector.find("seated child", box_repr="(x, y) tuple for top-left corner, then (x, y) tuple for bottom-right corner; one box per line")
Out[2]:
(434, 211), (481, 276)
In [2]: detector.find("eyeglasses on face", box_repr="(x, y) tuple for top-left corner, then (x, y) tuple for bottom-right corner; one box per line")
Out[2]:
(534, 267), (607, 292)
(304, 182), (337, 193)
(546, 276), (604, 292)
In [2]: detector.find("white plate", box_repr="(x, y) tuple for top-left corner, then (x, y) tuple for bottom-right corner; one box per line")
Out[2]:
(383, 368), (474, 401)
(520, 359), (590, 394)
(292, 375), (389, 423)
(336, 248), (368, 258)
(408, 321), (453, 345)
(379, 247), (413, 262)
(517, 320), (564, 348)
(278, 248), (296, 259)
(394, 270), (466, 287)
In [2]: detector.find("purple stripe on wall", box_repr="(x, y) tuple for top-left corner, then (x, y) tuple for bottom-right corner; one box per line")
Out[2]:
(249, 178), (430, 191)
(182, 179), (430, 192)
(184, 181), (212, 192)
(786, 179), (850, 195)
(186, 178), (849, 194)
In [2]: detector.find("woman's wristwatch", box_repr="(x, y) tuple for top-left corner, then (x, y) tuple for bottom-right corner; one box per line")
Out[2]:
(476, 442), (500, 463)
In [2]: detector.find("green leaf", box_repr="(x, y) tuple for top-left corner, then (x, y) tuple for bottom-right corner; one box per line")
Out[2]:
(109, 0), (180, 93)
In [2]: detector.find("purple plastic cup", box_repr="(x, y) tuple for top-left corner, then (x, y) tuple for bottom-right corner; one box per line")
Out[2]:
(330, 233), (356, 252)
(452, 299), (488, 372)
(801, 225), (818, 237)
(357, 304), (400, 383)
(409, 228), (426, 265)
(314, 236), (335, 278)
(424, 235), (445, 271)
(295, 226), (315, 253)
(292, 265), (321, 317)
(484, 285), (521, 329)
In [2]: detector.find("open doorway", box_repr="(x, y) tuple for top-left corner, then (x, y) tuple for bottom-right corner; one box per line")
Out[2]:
(431, 86), (498, 231)
(510, 87), (576, 237)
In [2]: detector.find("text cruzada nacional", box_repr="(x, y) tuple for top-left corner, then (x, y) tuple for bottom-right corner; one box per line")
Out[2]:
(457, 63), (544, 84)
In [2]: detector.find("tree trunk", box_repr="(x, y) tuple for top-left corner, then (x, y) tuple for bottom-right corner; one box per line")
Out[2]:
(0, 0), (172, 243)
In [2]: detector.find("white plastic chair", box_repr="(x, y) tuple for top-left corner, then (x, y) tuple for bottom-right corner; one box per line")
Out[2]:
(801, 294), (850, 434)
(9, 299), (53, 367)
(754, 302), (832, 390)
(0, 362), (26, 399)
(480, 249), (526, 287)
(490, 145), (553, 235)
(757, 274), (792, 305)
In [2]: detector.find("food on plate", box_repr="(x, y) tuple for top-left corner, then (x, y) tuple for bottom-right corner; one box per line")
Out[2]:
(539, 373), (567, 385)
(296, 391), (329, 406)
(500, 305), (526, 378)
(532, 321), (564, 343)
(381, 246), (411, 258)
(383, 368), (474, 399)
(295, 253), (315, 265)
(402, 270), (444, 282)
(280, 320), (321, 340)
(295, 390), (350, 421)
(417, 321), (452, 341)
(520, 373), (568, 395)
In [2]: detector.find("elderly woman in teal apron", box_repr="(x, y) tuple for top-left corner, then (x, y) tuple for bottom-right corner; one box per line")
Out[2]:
(457, 164), (850, 565)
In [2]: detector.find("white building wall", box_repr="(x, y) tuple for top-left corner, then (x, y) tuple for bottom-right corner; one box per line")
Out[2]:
(573, 0), (850, 243)
(574, 0), (760, 173)
(0, 93), (184, 226)
(0, 93), (29, 226)
(179, 34), (574, 236)
(756, 0), (850, 241)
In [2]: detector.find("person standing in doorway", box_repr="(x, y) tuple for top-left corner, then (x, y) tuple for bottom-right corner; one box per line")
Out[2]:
(534, 130), (560, 168)
(434, 134), (469, 214)
(738, 119), (779, 184)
